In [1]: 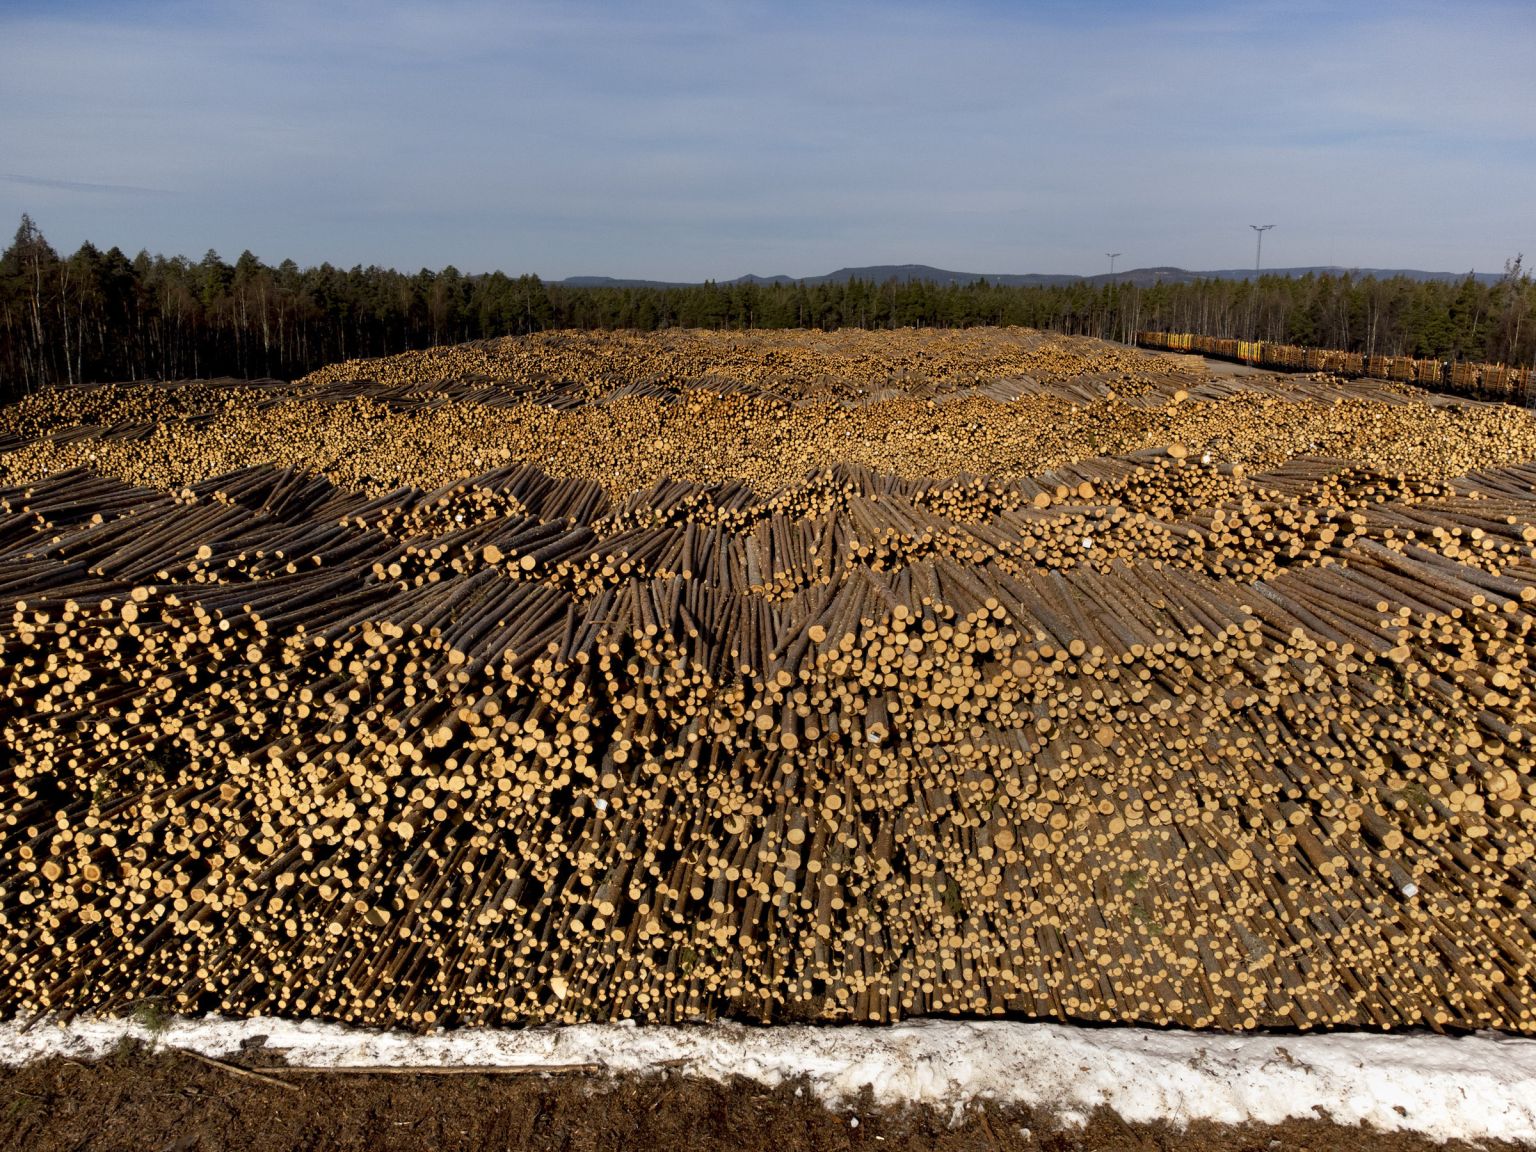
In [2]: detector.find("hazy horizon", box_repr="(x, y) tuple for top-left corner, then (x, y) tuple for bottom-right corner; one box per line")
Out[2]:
(3, 0), (1532, 281)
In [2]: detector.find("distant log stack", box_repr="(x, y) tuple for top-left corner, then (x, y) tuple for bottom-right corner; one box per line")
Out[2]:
(1138, 330), (1534, 406)
(1, 328), (1535, 1035)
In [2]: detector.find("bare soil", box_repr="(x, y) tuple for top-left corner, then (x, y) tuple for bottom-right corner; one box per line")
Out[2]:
(2, 1043), (1526, 1152)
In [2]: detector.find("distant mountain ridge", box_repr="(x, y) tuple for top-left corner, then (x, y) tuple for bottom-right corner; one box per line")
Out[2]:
(558, 264), (1503, 290)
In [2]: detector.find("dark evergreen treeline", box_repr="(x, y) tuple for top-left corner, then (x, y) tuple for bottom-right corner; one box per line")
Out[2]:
(2, 213), (1532, 398)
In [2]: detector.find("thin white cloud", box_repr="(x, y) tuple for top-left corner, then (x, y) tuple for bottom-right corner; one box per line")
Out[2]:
(1, 174), (172, 195)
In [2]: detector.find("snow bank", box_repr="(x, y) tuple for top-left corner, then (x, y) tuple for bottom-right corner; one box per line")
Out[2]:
(3, 1015), (1534, 1143)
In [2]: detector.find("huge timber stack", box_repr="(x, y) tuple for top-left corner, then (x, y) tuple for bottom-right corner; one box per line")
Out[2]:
(1, 328), (1535, 1034)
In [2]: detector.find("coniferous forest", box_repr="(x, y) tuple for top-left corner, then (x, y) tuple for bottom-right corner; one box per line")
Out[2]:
(2, 213), (1532, 399)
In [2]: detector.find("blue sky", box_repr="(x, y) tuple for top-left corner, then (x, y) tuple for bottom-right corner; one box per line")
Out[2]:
(2, 1), (1532, 279)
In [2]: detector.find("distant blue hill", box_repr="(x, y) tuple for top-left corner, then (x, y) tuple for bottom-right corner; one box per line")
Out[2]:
(557, 264), (1502, 290)
(558, 275), (698, 289)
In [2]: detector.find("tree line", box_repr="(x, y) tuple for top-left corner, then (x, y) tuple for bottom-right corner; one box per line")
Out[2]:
(2, 213), (1532, 398)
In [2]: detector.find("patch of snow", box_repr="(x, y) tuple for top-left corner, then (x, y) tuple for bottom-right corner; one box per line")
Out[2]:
(2, 1016), (1534, 1143)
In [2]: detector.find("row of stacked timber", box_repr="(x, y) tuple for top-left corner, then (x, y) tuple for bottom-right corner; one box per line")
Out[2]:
(1137, 330), (1533, 406)
(0, 329), (1534, 1033)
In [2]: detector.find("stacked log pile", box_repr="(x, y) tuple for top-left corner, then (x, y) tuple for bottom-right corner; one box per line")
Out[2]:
(1138, 330), (1533, 405)
(1, 388), (1533, 514)
(0, 329), (1535, 1034)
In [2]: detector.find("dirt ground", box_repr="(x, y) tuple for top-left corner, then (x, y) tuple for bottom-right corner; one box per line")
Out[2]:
(1137, 347), (1277, 378)
(1, 1043), (1525, 1152)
